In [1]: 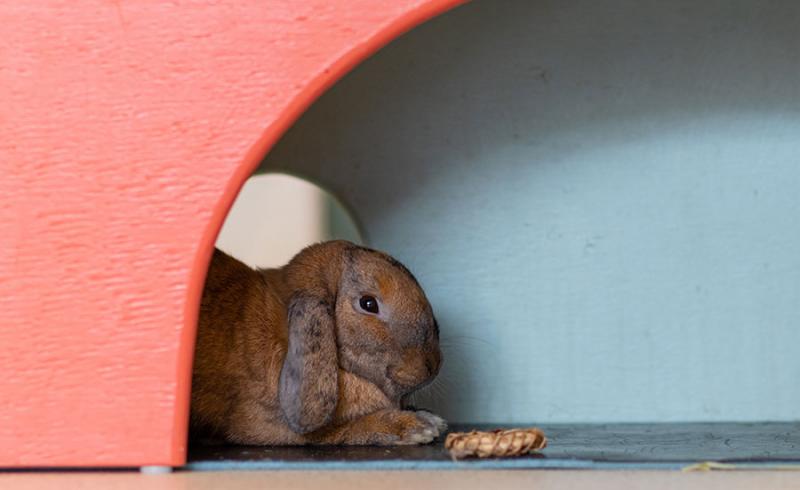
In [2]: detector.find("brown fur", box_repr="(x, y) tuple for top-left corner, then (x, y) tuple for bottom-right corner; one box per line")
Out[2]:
(190, 240), (445, 445)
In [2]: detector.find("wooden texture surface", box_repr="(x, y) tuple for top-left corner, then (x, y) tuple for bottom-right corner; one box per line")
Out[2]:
(4, 471), (800, 490)
(0, 0), (464, 467)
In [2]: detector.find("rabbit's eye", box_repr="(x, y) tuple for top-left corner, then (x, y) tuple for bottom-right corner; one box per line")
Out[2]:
(359, 295), (379, 314)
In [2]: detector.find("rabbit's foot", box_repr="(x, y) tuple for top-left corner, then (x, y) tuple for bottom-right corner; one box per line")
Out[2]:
(371, 409), (447, 445)
(310, 409), (447, 445)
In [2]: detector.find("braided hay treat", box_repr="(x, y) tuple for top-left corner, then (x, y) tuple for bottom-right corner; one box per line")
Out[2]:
(445, 428), (547, 460)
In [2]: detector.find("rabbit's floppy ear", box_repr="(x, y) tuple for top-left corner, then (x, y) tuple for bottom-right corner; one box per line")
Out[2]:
(279, 286), (339, 434)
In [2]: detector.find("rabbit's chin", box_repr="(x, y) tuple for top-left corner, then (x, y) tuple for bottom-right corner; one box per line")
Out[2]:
(384, 377), (435, 405)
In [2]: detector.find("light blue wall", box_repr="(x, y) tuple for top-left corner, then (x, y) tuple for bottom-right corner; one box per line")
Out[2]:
(261, 0), (800, 423)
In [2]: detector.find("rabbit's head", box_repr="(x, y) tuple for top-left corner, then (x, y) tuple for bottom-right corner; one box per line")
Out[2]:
(279, 241), (441, 433)
(334, 244), (441, 400)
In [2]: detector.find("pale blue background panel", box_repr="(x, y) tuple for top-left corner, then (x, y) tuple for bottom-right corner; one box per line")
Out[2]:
(261, 0), (800, 423)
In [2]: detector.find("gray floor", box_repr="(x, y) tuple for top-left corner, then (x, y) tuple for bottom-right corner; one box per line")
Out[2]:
(186, 422), (800, 470)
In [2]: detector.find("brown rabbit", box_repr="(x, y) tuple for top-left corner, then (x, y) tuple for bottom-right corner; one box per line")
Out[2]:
(190, 240), (445, 445)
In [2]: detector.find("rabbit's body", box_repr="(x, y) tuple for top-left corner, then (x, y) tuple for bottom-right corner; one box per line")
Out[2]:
(191, 242), (445, 445)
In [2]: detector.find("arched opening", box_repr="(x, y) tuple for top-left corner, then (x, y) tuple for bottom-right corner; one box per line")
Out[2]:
(178, 0), (467, 467)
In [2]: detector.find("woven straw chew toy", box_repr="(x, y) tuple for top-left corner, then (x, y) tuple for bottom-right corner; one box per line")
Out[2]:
(445, 428), (547, 460)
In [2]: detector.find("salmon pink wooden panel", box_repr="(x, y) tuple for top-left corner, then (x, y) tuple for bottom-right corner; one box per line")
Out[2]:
(0, 0), (465, 467)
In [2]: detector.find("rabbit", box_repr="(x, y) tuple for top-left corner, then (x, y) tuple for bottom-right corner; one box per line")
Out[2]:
(190, 240), (445, 445)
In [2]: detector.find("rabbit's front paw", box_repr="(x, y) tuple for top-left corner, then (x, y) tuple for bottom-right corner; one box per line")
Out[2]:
(414, 410), (448, 434)
(379, 410), (446, 445)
